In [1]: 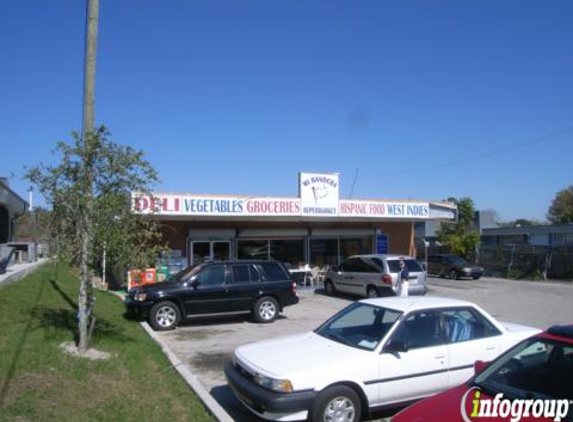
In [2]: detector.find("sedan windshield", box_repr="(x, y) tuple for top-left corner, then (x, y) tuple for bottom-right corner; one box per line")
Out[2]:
(315, 303), (402, 351)
(474, 338), (573, 402)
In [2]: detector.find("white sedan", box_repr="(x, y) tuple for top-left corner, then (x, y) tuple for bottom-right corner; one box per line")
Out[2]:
(225, 296), (540, 422)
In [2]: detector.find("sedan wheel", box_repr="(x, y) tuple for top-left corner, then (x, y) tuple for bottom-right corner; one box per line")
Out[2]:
(324, 397), (356, 422)
(311, 385), (361, 422)
(449, 269), (459, 280)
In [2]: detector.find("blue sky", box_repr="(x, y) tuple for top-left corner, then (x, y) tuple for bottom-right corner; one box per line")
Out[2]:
(1, 0), (572, 221)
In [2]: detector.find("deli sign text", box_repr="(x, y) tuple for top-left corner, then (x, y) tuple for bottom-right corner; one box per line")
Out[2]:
(133, 194), (301, 217)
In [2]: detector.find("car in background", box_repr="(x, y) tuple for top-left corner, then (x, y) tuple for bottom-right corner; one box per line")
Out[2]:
(392, 324), (573, 422)
(225, 296), (540, 422)
(323, 254), (427, 298)
(426, 254), (484, 280)
(125, 260), (299, 330)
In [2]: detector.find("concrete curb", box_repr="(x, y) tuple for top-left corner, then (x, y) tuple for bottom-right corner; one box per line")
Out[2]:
(139, 321), (235, 422)
(0, 260), (49, 288)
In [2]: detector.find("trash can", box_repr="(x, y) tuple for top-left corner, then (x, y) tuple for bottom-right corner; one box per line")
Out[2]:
(157, 266), (169, 282)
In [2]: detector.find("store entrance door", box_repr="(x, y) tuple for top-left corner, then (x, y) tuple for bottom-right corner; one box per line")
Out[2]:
(190, 241), (231, 265)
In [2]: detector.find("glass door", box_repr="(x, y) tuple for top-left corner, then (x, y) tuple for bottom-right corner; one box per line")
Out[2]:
(190, 241), (232, 264)
(191, 242), (211, 265)
(213, 241), (230, 261)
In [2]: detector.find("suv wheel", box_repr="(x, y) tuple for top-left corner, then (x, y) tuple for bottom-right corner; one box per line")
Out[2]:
(149, 301), (181, 331)
(449, 269), (459, 280)
(253, 296), (279, 323)
(311, 385), (362, 422)
(324, 280), (335, 296)
(366, 286), (379, 298)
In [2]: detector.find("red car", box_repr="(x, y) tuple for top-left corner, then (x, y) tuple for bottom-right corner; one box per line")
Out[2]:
(392, 325), (573, 422)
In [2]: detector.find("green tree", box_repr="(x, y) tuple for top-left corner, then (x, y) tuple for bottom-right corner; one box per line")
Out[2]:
(547, 186), (573, 224)
(26, 127), (164, 354)
(438, 197), (480, 259)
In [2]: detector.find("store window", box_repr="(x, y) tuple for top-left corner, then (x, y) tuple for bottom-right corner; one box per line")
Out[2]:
(270, 239), (305, 267)
(310, 236), (373, 267)
(310, 238), (339, 267)
(340, 237), (371, 261)
(237, 239), (269, 260)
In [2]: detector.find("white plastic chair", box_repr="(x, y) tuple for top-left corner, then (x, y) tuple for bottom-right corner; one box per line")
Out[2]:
(308, 266), (321, 288)
(316, 265), (330, 286)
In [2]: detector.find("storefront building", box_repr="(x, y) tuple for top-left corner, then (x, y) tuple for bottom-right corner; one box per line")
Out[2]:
(133, 173), (457, 267)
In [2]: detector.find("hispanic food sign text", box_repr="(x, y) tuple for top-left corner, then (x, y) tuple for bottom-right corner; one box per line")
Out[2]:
(299, 172), (340, 216)
(339, 200), (429, 218)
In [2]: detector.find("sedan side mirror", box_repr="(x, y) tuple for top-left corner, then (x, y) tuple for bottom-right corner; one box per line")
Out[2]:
(384, 341), (409, 353)
(474, 360), (487, 375)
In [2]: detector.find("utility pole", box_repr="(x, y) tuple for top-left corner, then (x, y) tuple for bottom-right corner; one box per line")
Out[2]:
(82, 0), (99, 136)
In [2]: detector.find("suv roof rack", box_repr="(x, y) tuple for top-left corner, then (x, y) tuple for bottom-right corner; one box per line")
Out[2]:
(547, 324), (573, 340)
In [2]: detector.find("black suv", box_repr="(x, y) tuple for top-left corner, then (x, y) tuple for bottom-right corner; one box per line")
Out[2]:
(125, 260), (299, 330)
(426, 254), (484, 280)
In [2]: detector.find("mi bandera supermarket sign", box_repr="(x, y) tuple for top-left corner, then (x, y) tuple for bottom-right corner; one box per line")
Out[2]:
(132, 196), (430, 219)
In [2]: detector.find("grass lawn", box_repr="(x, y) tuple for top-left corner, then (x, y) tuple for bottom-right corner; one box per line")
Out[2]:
(0, 263), (215, 422)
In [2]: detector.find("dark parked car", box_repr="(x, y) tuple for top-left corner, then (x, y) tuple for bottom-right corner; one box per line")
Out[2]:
(426, 254), (484, 280)
(125, 260), (299, 330)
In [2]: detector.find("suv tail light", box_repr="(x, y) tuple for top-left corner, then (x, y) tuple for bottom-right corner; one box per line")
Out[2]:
(382, 274), (392, 285)
(291, 282), (297, 295)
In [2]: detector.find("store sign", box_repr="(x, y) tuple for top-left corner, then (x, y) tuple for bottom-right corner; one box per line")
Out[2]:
(132, 193), (301, 217)
(299, 172), (339, 216)
(376, 234), (389, 254)
(339, 200), (430, 219)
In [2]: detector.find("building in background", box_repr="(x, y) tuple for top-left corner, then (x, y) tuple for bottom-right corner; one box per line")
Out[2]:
(482, 224), (573, 246)
(133, 172), (457, 267)
(0, 178), (27, 244)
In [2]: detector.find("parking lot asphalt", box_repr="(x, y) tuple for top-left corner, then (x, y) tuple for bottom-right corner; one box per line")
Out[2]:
(155, 277), (573, 422)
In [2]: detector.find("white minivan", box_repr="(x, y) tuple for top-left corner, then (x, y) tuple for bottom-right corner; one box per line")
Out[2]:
(323, 254), (427, 298)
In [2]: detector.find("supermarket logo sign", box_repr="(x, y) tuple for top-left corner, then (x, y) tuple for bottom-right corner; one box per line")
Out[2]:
(461, 388), (570, 422)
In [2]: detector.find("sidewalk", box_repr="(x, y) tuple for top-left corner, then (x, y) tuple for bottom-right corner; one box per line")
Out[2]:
(0, 259), (49, 287)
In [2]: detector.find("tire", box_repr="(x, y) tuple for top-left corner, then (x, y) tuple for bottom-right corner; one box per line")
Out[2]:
(324, 280), (335, 296)
(253, 296), (279, 323)
(449, 269), (459, 280)
(310, 385), (362, 422)
(472, 275), (480, 280)
(149, 301), (181, 331)
(366, 286), (379, 298)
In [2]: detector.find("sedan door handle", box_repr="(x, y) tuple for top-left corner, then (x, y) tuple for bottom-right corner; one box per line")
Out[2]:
(434, 355), (446, 359)
(485, 345), (496, 351)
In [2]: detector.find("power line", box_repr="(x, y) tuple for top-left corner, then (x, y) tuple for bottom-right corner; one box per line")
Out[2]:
(360, 126), (573, 179)
(348, 168), (359, 198)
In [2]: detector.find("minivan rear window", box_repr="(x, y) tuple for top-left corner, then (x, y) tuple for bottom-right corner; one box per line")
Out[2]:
(387, 259), (423, 273)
